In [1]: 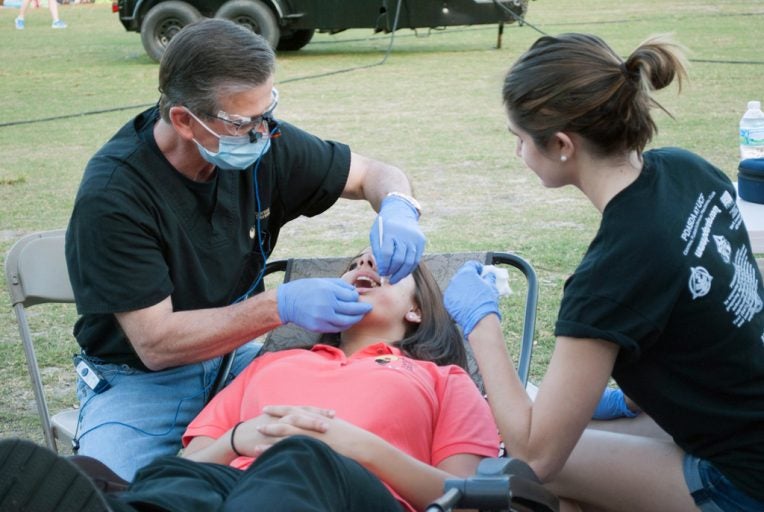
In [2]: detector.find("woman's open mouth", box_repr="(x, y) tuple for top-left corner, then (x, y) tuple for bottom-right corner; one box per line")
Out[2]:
(353, 275), (380, 291)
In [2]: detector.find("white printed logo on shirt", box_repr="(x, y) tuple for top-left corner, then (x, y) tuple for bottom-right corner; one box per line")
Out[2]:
(720, 190), (743, 231)
(724, 247), (763, 327)
(713, 235), (732, 264)
(689, 266), (713, 300)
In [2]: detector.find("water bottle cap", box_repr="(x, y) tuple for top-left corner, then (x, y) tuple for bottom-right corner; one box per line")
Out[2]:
(748, 100), (761, 110)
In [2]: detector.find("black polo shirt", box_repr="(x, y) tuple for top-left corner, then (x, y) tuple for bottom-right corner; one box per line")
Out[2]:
(66, 107), (350, 370)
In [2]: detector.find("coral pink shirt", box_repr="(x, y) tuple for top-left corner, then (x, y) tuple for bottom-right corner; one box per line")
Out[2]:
(184, 343), (500, 510)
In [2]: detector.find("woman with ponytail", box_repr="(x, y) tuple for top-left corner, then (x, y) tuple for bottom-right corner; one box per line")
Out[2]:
(445, 33), (764, 511)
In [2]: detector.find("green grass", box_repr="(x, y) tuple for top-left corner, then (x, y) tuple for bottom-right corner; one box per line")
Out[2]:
(1, 0), (762, 443)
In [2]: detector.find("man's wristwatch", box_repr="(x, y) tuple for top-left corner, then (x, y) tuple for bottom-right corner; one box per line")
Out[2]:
(386, 192), (422, 217)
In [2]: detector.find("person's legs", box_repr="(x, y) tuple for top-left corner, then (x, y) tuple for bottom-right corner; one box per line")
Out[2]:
(74, 358), (220, 481)
(223, 436), (403, 512)
(74, 345), (260, 481)
(47, 0), (62, 24)
(114, 456), (241, 512)
(15, 0), (30, 28)
(547, 429), (698, 511)
(587, 413), (672, 441)
(16, 0), (30, 16)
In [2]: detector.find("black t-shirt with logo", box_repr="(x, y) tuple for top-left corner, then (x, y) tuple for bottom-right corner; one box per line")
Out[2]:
(556, 147), (764, 499)
(66, 107), (350, 370)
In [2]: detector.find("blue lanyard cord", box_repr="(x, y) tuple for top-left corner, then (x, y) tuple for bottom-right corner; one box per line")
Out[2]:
(234, 123), (279, 304)
(72, 369), (216, 448)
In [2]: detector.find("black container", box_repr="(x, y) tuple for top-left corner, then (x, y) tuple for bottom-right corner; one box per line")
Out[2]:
(738, 158), (764, 204)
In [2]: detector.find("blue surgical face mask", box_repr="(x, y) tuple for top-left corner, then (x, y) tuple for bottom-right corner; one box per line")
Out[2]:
(188, 111), (272, 171)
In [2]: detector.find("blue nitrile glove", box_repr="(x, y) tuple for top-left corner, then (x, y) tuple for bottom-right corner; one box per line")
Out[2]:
(277, 278), (373, 333)
(444, 261), (501, 337)
(592, 388), (640, 420)
(370, 195), (426, 285)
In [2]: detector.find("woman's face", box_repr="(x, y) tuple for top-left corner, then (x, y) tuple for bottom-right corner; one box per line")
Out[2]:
(507, 116), (568, 189)
(341, 250), (421, 327)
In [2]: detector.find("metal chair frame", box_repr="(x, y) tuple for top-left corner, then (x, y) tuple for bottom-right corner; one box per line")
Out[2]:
(5, 229), (78, 452)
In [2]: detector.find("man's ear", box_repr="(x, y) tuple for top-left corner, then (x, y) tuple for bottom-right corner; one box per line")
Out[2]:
(169, 106), (195, 141)
(405, 307), (422, 324)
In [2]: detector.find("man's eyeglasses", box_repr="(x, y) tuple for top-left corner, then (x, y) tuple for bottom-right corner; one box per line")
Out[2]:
(204, 88), (279, 139)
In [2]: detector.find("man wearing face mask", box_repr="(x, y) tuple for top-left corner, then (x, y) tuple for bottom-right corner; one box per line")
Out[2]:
(65, 18), (425, 481)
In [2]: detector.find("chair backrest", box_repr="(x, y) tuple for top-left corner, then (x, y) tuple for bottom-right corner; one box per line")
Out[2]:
(4, 229), (78, 452)
(261, 251), (538, 388)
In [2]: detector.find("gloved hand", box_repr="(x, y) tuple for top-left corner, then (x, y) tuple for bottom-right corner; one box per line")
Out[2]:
(444, 261), (501, 337)
(592, 388), (640, 420)
(370, 195), (426, 285)
(277, 278), (372, 333)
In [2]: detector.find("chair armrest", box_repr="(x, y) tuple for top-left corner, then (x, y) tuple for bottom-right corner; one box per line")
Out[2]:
(426, 457), (559, 512)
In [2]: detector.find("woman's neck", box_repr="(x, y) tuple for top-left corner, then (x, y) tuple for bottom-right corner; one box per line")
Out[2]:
(339, 324), (406, 357)
(576, 150), (643, 212)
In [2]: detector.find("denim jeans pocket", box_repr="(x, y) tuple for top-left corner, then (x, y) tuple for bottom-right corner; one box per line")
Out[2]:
(695, 458), (764, 512)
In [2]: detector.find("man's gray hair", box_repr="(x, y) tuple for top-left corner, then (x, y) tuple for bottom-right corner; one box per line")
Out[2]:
(157, 18), (276, 122)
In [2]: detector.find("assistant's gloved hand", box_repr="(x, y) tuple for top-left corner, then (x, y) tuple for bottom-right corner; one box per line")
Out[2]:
(592, 388), (641, 420)
(277, 278), (372, 333)
(444, 261), (501, 337)
(370, 195), (426, 285)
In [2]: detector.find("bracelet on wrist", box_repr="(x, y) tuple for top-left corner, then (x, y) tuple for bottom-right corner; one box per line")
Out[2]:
(230, 421), (244, 456)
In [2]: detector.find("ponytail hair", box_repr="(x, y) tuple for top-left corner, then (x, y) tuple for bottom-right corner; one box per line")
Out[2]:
(503, 33), (688, 156)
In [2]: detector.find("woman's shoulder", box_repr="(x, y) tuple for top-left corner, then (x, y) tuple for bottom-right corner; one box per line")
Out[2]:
(645, 147), (730, 183)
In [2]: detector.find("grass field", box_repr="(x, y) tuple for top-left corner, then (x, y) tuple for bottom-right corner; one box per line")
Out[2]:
(1, 0), (762, 445)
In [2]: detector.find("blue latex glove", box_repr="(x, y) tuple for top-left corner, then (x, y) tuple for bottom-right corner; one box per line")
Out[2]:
(444, 261), (501, 336)
(370, 195), (426, 285)
(592, 388), (640, 420)
(277, 278), (372, 333)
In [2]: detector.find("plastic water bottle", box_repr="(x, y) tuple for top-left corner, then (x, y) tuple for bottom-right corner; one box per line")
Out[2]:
(739, 100), (764, 159)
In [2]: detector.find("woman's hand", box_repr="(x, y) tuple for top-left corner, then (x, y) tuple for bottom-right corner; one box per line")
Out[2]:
(444, 260), (501, 336)
(252, 405), (375, 461)
(183, 405), (336, 464)
(232, 405), (336, 457)
(256, 406), (476, 511)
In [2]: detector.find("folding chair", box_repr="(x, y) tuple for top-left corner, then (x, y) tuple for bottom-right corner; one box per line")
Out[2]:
(242, 251), (558, 511)
(4, 229), (78, 453)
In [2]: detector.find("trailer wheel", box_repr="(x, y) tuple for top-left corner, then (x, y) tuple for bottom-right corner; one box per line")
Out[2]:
(277, 29), (314, 51)
(215, 0), (280, 49)
(140, 1), (202, 62)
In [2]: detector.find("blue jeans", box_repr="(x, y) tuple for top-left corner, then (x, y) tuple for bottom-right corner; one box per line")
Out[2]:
(683, 453), (764, 512)
(74, 343), (261, 481)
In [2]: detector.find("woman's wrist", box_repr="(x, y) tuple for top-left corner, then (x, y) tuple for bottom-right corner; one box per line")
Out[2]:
(230, 421), (245, 456)
(467, 313), (502, 342)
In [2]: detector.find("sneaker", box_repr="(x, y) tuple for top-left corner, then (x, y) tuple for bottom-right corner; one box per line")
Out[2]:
(14, 17), (25, 29)
(51, 19), (67, 29)
(0, 438), (112, 512)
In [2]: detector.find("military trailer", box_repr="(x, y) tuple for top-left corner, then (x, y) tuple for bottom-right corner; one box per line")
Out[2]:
(113, 0), (530, 62)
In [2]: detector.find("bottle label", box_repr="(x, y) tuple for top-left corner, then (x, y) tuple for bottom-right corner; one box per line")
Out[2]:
(740, 127), (764, 146)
